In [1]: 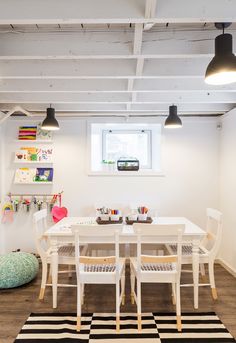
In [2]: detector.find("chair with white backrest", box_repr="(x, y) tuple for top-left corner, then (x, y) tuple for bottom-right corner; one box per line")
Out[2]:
(33, 209), (77, 302)
(166, 208), (222, 300)
(130, 223), (184, 332)
(73, 225), (126, 332)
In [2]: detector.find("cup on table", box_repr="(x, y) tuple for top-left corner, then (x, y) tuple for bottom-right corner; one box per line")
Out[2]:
(110, 214), (120, 221)
(100, 214), (110, 221)
(138, 213), (148, 221)
(128, 214), (138, 221)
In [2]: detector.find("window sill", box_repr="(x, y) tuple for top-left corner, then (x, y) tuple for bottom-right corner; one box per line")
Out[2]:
(88, 171), (165, 177)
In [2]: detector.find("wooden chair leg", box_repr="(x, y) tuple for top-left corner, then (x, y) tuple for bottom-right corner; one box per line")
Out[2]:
(77, 316), (81, 331)
(130, 265), (135, 304)
(116, 316), (120, 332)
(77, 283), (81, 332)
(177, 315), (182, 332)
(171, 283), (176, 305)
(138, 314), (142, 332)
(200, 263), (207, 282)
(176, 283), (182, 332)
(121, 271), (125, 306)
(39, 262), (48, 300)
(68, 264), (73, 278)
(209, 261), (218, 300)
(137, 279), (142, 331)
(116, 280), (120, 332)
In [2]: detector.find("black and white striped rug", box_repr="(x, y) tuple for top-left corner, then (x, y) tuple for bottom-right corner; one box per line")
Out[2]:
(14, 312), (235, 342)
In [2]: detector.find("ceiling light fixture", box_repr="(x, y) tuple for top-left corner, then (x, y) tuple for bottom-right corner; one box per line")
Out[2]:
(205, 23), (236, 85)
(41, 106), (60, 131)
(164, 105), (182, 128)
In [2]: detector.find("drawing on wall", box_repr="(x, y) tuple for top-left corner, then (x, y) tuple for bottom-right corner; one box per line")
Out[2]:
(36, 123), (53, 140)
(18, 126), (37, 140)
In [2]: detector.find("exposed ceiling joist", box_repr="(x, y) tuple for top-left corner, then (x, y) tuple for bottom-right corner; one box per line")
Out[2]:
(0, 0), (235, 24)
(1, 103), (233, 114)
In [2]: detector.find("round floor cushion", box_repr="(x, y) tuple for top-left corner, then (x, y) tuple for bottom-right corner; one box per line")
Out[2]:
(0, 252), (39, 289)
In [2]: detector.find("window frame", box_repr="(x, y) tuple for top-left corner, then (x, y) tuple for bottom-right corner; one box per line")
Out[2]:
(102, 129), (152, 169)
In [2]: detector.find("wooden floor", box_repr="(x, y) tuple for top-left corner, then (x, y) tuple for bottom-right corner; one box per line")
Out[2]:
(0, 263), (236, 342)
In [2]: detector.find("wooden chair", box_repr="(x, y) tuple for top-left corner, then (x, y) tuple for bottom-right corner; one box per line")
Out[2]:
(130, 224), (184, 332)
(166, 208), (222, 300)
(73, 225), (126, 332)
(33, 209), (77, 302)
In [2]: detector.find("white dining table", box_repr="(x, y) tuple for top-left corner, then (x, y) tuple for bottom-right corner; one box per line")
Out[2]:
(45, 216), (206, 309)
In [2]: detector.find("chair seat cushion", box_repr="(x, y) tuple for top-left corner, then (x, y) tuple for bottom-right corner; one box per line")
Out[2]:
(169, 244), (206, 255)
(0, 252), (39, 289)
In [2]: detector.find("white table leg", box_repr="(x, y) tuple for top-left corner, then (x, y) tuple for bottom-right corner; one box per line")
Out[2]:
(192, 239), (200, 309)
(51, 239), (58, 309)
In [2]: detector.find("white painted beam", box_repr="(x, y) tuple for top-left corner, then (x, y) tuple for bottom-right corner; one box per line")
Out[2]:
(0, 79), (235, 93)
(153, 0), (236, 23)
(0, 0), (146, 24)
(0, 92), (234, 104)
(0, 0), (235, 24)
(134, 79), (236, 92)
(1, 30), (236, 59)
(0, 103), (232, 114)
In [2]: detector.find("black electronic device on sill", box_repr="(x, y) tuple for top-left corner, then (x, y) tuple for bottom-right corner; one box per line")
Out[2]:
(117, 157), (139, 171)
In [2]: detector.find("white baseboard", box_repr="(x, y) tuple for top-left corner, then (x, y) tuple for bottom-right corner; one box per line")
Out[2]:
(216, 258), (236, 278)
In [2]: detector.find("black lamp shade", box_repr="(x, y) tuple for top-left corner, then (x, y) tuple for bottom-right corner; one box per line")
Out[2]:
(164, 105), (182, 128)
(205, 33), (236, 85)
(41, 107), (60, 131)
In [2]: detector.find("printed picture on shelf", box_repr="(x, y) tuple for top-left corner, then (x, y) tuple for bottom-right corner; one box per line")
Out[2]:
(18, 126), (37, 140)
(14, 168), (37, 183)
(36, 123), (53, 140)
(14, 168), (54, 183)
(34, 168), (53, 182)
(14, 147), (53, 162)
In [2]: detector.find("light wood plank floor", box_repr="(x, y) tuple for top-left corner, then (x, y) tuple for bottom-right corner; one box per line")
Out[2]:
(0, 263), (236, 342)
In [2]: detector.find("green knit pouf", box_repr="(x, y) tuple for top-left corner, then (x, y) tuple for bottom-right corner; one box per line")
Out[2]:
(0, 252), (39, 289)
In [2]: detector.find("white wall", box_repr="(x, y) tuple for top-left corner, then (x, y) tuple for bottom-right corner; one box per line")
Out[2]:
(219, 108), (236, 273)
(0, 116), (220, 253)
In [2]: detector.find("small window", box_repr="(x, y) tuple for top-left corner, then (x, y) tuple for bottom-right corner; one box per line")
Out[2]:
(102, 129), (152, 169)
(88, 122), (162, 175)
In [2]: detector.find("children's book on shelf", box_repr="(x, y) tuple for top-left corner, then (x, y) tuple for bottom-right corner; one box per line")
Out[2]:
(14, 168), (37, 183)
(14, 147), (53, 162)
(34, 168), (54, 182)
(14, 168), (54, 183)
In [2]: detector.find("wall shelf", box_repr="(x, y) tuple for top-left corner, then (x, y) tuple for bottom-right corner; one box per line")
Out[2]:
(15, 140), (53, 144)
(14, 182), (53, 185)
(14, 161), (53, 164)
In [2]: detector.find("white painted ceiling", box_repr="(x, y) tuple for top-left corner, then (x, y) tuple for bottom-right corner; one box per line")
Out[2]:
(0, 0), (235, 118)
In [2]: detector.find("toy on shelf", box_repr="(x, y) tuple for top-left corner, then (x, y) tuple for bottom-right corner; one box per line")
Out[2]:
(2, 202), (14, 223)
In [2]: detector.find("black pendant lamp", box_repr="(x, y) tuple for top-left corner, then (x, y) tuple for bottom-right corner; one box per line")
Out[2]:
(41, 107), (60, 131)
(164, 105), (182, 128)
(205, 23), (236, 85)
